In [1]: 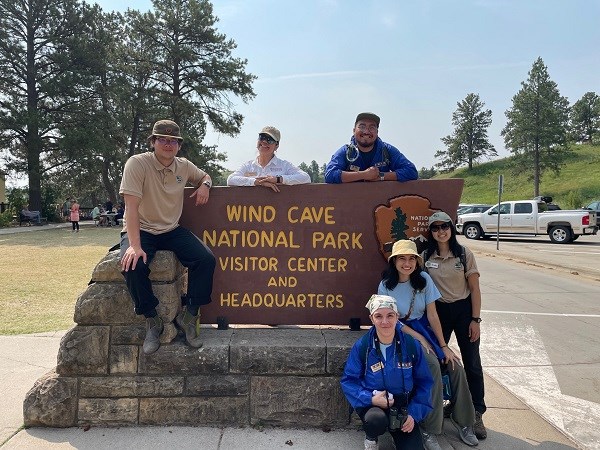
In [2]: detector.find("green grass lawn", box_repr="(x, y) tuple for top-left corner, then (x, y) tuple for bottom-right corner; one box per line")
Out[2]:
(0, 224), (121, 335)
(437, 144), (600, 207)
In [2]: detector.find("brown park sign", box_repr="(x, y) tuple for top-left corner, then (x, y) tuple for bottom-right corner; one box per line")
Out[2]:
(180, 179), (463, 327)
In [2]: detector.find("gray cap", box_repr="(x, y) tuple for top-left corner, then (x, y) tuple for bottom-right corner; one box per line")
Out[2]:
(355, 112), (380, 126)
(428, 211), (453, 226)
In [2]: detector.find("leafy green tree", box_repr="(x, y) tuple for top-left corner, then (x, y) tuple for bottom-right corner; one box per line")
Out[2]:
(299, 160), (324, 183)
(0, 0), (98, 211)
(418, 166), (437, 179)
(569, 92), (600, 144)
(502, 57), (570, 197)
(435, 93), (496, 172)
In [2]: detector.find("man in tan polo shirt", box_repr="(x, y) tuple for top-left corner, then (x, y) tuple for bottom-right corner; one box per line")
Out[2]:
(119, 119), (216, 354)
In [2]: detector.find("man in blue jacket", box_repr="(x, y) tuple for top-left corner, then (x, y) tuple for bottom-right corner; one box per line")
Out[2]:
(325, 112), (418, 184)
(341, 295), (433, 449)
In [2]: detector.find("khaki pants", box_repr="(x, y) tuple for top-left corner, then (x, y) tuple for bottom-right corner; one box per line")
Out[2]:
(420, 350), (475, 434)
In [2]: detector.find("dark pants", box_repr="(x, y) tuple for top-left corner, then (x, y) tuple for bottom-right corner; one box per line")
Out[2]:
(436, 296), (486, 414)
(120, 226), (216, 317)
(356, 406), (423, 449)
(71, 221), (79, 231)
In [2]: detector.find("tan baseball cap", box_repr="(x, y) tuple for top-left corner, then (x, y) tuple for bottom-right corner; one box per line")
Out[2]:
(259, 126), (280, 142)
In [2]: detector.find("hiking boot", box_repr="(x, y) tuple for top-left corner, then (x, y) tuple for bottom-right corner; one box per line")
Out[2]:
(364, 438), (378, 450)
(176, 309), (203, 348)
(450, 415), (479, 446)
(142, 317), (163, 354)
(474, 411), (487, 440)
(421, 431), (442, 450)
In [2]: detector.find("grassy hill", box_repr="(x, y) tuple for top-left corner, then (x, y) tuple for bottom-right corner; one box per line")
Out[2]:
(435, 144), (600, 208)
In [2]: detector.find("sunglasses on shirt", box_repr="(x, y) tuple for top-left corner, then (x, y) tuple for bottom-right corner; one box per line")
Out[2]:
(430, 222), (452, 232)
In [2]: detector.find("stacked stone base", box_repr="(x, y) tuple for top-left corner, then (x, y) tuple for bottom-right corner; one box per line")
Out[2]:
(23, 250), (363, 429)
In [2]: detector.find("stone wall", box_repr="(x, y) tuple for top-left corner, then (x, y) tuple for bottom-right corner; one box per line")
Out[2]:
(23, 250), (364, 429)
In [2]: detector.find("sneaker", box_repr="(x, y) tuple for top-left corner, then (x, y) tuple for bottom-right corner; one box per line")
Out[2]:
(473, 411), (487, 440)
(176, 309), (203, 348)
(142, 316), (163, 354)
(364, 438), (378, 450)
(421, 431), (442, 450)
(450, 415), (479, 446)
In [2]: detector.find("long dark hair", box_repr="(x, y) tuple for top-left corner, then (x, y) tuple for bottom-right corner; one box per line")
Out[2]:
(381, 257), (427, 291)
(425, 221), (463, 261)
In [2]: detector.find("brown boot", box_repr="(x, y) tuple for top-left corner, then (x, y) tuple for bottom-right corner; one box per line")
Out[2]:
(473, 411), (487, 440)
(176, 309), (203, 348)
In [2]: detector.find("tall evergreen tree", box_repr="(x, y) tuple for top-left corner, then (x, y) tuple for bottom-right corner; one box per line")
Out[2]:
(435, 93), (496, 172)
(501, 57), (570, 197)
(127, 0), (256, 173)
(0, 0), (98, 210)
(569, 92), (600, 144)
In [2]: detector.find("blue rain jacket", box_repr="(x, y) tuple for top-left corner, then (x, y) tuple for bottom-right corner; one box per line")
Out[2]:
(324, 137), (418, 184)
(340, 323), (434, 423)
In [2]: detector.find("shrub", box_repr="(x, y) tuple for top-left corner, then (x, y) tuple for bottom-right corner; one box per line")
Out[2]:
(0, 210), (13, 227)
(564, 190), (584, 209)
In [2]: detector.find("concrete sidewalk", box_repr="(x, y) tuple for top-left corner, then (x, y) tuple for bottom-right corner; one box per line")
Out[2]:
(0, 332), (579, 449)
(0, 225), (586, 448)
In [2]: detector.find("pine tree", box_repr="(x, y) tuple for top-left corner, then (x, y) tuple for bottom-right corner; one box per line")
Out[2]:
(569, 92), (600, 144)
(501, 57), (570, 197)
(435, 93), (496, 172)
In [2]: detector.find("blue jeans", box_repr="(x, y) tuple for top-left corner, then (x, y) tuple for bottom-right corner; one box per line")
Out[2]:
(120, 227), (215, 317)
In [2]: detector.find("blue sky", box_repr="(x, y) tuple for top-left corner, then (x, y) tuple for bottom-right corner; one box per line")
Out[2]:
(95, 0), (600, 173)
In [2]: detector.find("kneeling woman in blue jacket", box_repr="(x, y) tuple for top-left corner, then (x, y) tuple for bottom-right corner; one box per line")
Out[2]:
(341, 295), (434, 450)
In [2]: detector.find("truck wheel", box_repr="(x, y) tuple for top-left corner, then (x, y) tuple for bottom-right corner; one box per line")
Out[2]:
(463, 223), (483, 240)
(549, 225), (572, 244)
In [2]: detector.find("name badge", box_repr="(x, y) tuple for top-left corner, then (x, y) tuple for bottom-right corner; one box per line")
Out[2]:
(425, 261), (439, 269)
(244, 172), (257, 177)
(370, 362), (383, 372)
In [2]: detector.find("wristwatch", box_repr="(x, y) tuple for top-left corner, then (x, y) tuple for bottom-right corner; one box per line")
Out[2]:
(471, 317), (482, 323)
(276, 175), (282, 184)
(379, 173), (385, 181)
(202, 180), (212, 189)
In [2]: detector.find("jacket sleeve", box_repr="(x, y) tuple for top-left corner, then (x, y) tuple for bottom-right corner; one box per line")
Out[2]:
(282, 160), (311, 184)
(406, 340), (434, 422)
(387, 145), (418, 182)
(324, 145), (349, 184)
(227, 161), (256, 186)
(340, 341), (374, 409)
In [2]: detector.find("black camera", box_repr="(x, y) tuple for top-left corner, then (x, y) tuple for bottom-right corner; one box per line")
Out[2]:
(388, 406), (408, 431)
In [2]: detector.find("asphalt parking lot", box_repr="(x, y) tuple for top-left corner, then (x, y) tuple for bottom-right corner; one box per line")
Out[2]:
(457, 233), (600, 281)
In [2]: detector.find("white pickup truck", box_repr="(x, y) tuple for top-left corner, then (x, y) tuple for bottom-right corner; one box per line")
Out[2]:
(456, 200), (598, 244)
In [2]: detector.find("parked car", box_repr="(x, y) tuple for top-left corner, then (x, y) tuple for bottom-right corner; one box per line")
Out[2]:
(456, 204), (493, 234)
(457, 204), (493, 215)
(583, 201), (600, 226)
